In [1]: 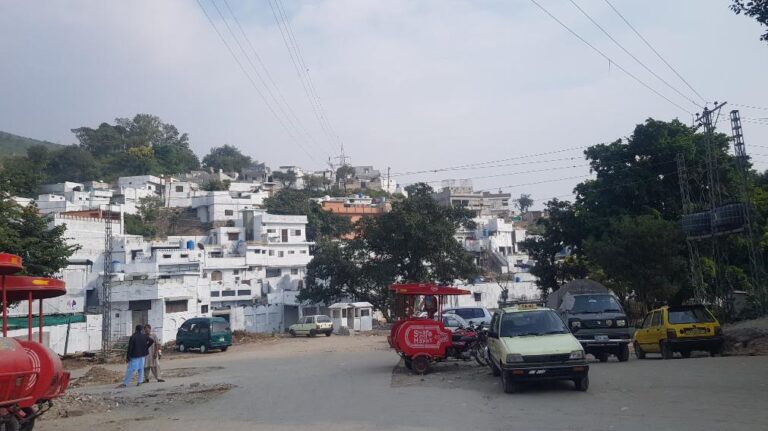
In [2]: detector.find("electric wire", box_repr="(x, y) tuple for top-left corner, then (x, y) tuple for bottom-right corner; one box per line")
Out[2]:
(604, 0), (708, 105)
(529, 0), (693, 116)
(571, 0), (702, 109)
(422, 164), (589, 185)
(195, 0), (320, 165)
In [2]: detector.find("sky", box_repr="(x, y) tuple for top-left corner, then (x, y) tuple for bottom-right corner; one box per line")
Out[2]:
(1, 0), (767, 208)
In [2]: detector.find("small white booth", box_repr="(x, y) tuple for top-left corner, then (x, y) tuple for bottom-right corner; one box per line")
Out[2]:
(329, 302), (374, 333)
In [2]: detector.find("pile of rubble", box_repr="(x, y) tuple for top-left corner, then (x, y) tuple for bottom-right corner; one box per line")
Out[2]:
(724, 317), (768, 356)
(70, 366), (123, 388)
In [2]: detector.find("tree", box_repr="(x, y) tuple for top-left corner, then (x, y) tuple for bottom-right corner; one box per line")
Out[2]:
(202, 145), (252, 174)
(731, 0), (768, 42)
(300, 183), (478, 318)
(521, 199), (589, 296)
(515, 193), (534, 213)
(0, 192), (79, 276)
(336, 165), (355, 192)
(202, 179), (231, 191)
(585, 215), (689, 306)
(272, 170), (297, 188)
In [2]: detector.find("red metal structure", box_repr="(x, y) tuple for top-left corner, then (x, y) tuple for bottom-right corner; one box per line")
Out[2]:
(387, 283), (470, 374)
(1, 253), (70, 431)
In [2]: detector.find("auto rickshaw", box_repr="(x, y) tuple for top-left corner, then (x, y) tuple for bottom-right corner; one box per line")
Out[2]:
(1, 253), (70, 431)
(388, 283), (470, 374)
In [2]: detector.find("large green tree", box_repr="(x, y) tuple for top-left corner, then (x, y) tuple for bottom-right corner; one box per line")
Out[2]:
(263, 188), (352, 241)
(300, 183), (478, 318)
(202, 145), (252, 174)
(0, 192), (79, 276)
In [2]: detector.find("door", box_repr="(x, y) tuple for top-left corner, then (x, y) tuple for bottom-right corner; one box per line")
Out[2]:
(195, 322), (210, 347)
(487, 312), (502, 365)
(132, 310), (148, 331)
(281, 229), (289, 243)
(643, 311), (664, 352)
(635, 313), (653, 349)
(295, 317), (309, 334)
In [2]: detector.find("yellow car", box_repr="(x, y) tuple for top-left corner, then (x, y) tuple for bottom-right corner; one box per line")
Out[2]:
(486, 304), (589, 393)
(633, 305), (723, 359)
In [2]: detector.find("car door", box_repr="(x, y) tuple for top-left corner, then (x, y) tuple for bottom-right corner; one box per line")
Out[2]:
(635, 313), (652, 349)
(297, 317), (310, 334)
(487, 312), (502, 364)
(646, 311), (664, 352)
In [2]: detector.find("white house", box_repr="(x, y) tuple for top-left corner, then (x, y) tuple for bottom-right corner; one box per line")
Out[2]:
(117, 175), (163, 193)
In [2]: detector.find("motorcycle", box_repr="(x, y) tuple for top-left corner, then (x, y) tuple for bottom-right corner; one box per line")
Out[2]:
(445, 322), (488, 366)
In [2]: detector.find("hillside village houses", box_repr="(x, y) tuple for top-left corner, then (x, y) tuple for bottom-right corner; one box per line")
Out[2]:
(7, 162), (538, 355)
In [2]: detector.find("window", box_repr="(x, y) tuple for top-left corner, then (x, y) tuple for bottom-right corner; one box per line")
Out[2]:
(293, 229), (302, 236)
(163, 254), (171, 258)
(281, 229), (289, 242)
(491, 313), (500, 334)
(180, 254), (188, 258)
(175, 185), (184, 192)
(227, 232), (239, 241)
(201, 304), (209, 314)
(267, 229), (276, 234)
(211, 291), (220, 297)
(166, 300), (188, 313)
(266, 268), (281, 277)
(500, 310), (568, 337)
(224, 209), (234, 216)
(651, 311), (662, 327)
(269, 250), (275, 256)
(278, 251), (284, 258)
(233, 269), (240, 275)
(300, 250), (307, 254)
(222, 290), (236, 297)
(237, 289), (252, 296)
(360, 309), (370, 317)
(211, 271), (222, 281)
(291, 268), (299, 275)
(316, 315), (331, 323)
(288, 250), (295, 254)
(641, 313), (652, 329)
(668, 307), (715, 324)
(129, 300), (151, 311)
(473, 292), (482, 302)
(212, 320), (229, 332)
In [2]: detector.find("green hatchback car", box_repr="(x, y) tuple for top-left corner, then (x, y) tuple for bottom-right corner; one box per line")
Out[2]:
(176, 317), (232, 353)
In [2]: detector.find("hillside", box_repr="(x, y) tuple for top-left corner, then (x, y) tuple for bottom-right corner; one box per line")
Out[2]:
(0, 130), (63, 159)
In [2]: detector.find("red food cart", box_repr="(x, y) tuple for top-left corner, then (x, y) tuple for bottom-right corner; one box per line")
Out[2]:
(388, 283), (470, 374)
(1, 253), (70, 431)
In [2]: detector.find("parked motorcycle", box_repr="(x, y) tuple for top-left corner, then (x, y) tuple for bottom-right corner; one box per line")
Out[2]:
(444, 322), (488, 366)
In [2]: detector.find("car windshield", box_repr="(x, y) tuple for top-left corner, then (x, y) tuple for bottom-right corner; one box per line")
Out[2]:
(500, 310), (569, 337)
(571, 294), (623, 314)
(668, 307), (715, 324)
(316, 315), (331, 323)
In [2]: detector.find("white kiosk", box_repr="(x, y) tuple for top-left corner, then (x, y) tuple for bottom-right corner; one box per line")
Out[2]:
(329, 301), (374, 333)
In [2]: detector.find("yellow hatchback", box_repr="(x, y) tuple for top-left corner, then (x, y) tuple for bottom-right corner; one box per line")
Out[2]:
(633, 305), (723, 359)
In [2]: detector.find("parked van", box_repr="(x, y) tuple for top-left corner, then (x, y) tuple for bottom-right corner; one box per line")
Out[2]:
(176, 317), (233, 353)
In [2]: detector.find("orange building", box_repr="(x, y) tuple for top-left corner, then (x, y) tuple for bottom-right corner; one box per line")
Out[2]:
(320, 199), (390, 239)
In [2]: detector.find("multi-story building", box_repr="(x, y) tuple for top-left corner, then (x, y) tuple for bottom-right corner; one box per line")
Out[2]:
(314, 195), (390, 238)
(432, 181), (512, 217)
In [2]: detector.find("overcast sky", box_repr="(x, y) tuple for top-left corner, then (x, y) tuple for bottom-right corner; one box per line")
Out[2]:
(1, 0), (766, 207)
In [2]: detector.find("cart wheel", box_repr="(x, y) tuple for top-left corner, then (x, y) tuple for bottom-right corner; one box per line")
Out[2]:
(18, 409), (35, 431)
(1, 415), (20, 431)
(404, 357), (413, 370)
(411, 356), (430, 374)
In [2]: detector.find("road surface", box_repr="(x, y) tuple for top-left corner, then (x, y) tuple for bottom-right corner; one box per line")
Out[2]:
(41, 335), (768, 431)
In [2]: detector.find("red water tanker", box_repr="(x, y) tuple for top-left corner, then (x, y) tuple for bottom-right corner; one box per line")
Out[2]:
(1, 253), (70, 431)
(388, 283), (470, 374)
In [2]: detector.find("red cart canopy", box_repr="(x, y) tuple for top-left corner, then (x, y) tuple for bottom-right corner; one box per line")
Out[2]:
(389, 283), (470, 296)
(2, 276), (66, 302)
(0, 253), (23, 275)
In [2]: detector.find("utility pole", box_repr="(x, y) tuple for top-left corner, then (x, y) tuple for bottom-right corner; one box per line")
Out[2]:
(101, 205), (114, 362)
(387, 166), (391, 195)
(677, 154), (706, 301)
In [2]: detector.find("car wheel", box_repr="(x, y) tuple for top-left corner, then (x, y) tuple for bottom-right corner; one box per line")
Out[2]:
(680, 350), (691, 359)
(289, 329), (296, 338)
(574, 375), (589, 392)
(325, 331), (332, 337)
(634, 342), (645, 359)
(178, 343), (186, 353)
(404, 357), (413, 370)
(596, 352), (609, 363)
(661, 342), (674, 360)
(220, 346), (228, 352)
(411, 356), (430, 375)
(309, 329), (317, 337)
(617, 344), (630, 362)
(501, 370), (518, 394)
(200, 344), (208, 354)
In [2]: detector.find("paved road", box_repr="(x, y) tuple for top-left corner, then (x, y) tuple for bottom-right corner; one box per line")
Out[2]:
(42, 336), (768, 431)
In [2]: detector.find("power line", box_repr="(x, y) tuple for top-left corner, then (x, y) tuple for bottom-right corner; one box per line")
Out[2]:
(570, 0), (702, 109)
(267, 0), (341, 154)
(604, 0), (708, 105)
(195, 0), (320, 166)
(422, 163), (589, 185)
(529, 0), (694, 115)
(221, 0), (327, 160)
(731, 103), (768, 111)
(390, 145), (590, 177)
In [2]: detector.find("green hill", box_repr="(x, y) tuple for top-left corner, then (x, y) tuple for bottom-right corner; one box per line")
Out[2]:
(0, 130), (63, 160)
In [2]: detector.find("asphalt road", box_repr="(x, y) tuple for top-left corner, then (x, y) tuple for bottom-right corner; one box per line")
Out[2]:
(42, 336), (768, 431)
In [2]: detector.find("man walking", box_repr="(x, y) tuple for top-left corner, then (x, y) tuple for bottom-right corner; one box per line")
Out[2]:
(143, 324), (164, 383)
(117, 324), (153, 388)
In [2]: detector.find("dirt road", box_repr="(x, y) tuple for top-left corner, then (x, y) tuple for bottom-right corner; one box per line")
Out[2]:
(40, 335), (768, 431)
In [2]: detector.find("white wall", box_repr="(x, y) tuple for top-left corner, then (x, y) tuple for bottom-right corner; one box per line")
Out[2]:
(7, 314), (102, 355)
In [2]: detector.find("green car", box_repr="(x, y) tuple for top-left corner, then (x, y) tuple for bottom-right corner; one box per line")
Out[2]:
(289, 315), (333, 337)
(487, 304), (589, 393)
(176, 317), (232, 353)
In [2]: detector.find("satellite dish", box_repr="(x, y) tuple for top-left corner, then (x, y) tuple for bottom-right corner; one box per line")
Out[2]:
(197, 242), (205, 250)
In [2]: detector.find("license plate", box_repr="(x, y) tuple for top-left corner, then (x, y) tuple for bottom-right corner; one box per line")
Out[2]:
(528, 369), (547, 375)
(685, 328), (706, 335)
(595, 335), (609, 341)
